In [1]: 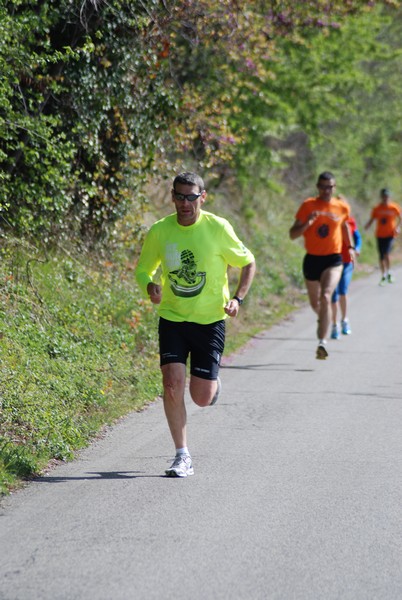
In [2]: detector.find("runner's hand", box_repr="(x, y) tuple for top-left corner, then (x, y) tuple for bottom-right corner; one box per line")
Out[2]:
(307, 211), (318, 226)
(224, 299), (240, 317)
(147, 283), (162, 304)
(348, 248), (356, 263)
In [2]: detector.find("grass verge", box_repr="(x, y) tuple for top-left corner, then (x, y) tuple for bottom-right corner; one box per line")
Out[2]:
(0, 238), (161, 494)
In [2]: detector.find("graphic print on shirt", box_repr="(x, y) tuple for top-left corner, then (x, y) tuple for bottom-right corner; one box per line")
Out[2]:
(166, 244), (206, 297)
(315, 209), (343, 239)
(317, 224), (329, 238)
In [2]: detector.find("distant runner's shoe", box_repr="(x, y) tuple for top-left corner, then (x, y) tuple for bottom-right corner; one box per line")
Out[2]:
(316, 343), (329, 360)
(379, 276), (387, 286)
(165, 454), (194, 478)
(331, 324), (340, 340)
(387, 273), (395, 283)
(210, 376), (221, 406)
(341, 320), (352, 335)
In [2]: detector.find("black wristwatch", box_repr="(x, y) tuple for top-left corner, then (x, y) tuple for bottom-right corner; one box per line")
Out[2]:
(233, 295), (244, 305)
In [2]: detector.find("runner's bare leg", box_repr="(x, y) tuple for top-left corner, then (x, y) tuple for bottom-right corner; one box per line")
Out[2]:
(161, 363), (187, 450)
(189, 375), (219, 407)
(316, 266), (343, 340)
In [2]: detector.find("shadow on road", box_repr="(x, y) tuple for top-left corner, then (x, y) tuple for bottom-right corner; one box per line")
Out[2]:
(33, 471), (164, 483)
(221, 363), (314, 372)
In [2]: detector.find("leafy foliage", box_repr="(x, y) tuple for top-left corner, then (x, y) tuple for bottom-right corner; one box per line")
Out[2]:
(2, 0), (402, 238)
(0, 0), (179, 237)
(311, 8), (402, 201)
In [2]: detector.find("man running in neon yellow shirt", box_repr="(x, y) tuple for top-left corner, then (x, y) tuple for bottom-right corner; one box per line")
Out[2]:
(135, 172), (256, 477)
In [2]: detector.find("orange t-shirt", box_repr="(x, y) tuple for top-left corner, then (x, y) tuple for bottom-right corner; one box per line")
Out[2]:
(370, 202), (401, 238)
(295, 197), (350, 255)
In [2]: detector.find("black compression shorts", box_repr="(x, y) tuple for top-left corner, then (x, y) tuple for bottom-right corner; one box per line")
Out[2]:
(303, 253), (343, 281)
(158, 317), (225, 380)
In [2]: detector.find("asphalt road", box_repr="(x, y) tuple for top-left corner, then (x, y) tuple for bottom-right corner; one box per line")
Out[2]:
(1, 266), (402, 600)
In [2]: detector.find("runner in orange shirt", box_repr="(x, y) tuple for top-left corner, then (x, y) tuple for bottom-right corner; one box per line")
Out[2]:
(289, 172), (355, 359)
(364, 188), (401, 285)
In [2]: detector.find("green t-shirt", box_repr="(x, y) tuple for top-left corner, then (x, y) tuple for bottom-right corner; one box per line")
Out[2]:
(135, 210), (254, 324)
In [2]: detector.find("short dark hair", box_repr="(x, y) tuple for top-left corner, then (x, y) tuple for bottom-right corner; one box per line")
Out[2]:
(173, 172), (204, 192)
(317, 171), (335, 183)
(380, 188), (390, 196)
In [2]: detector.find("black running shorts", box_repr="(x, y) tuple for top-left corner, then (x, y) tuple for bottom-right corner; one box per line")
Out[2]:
(377, 236), (394, 260)
(303, 253), (343, 281)
(158, 317), (225, 380)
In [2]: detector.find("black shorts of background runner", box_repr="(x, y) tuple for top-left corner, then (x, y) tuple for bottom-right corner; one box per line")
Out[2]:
(158, 317), (225, 380)
(303, 253), (343, 282)
(377, 236), (394, 260)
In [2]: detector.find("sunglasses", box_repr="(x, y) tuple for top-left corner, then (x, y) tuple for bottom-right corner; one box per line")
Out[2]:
(173, 190), (203, 202)
(318, 185), (335, 190)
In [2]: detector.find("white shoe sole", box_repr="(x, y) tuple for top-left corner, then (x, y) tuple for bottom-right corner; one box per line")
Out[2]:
(165, 468), (194, 478)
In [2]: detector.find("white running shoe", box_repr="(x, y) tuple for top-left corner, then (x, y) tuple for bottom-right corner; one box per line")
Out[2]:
(165, 454), (194, 478)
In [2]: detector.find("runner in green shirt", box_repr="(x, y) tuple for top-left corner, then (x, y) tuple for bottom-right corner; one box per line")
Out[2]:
(135, 172), (256, 477)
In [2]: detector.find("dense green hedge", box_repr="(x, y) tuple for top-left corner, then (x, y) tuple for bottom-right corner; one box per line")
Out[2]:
(2, 1), (402, 241)
(0, 0), (178, 237)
